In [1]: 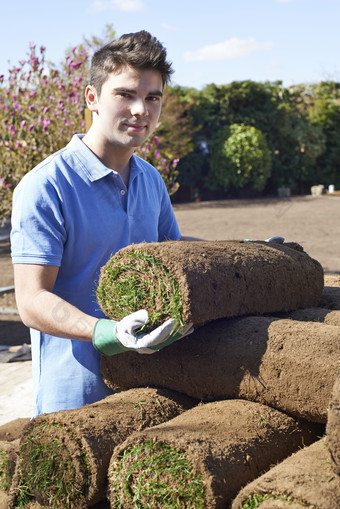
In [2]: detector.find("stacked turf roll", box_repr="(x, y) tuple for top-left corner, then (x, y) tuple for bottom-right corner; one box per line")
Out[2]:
(107, 399), (321, 508)
(231, 438), (340, 509)
(101, 315), (340, 423)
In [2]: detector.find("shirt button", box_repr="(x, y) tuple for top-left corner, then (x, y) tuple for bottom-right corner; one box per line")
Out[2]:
(120, 189), (126, 196)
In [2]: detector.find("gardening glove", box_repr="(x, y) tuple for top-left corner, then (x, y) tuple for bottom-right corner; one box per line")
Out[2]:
(242, 236), (285, 244)
(265, 236), (285, 244)
(92, 309), (194, 356)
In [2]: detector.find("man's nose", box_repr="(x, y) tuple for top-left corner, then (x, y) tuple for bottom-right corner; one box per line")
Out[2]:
(130, 98), (148, 117)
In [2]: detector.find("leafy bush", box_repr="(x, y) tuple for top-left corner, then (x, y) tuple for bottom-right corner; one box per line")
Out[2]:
(209, 123), (271, 192)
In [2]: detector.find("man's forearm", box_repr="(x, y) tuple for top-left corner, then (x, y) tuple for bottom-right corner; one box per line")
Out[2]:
(18, 290), (97, 341)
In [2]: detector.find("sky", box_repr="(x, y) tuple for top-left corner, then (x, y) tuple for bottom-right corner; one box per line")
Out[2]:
(1, 0), (339, 90)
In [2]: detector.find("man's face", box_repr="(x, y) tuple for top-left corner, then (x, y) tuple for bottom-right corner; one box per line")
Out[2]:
(87, 66), (163, 150)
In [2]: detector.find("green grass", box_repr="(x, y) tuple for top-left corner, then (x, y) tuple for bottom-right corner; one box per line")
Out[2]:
(110, 440), (206, 508)
(96, 251), (184, 333)
(13, 422), (91, 508)
(242, 493), (307, 508)
(0, 448), (11, 491)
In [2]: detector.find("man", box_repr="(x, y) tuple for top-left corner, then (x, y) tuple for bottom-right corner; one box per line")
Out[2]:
(11, 31), (196, 417)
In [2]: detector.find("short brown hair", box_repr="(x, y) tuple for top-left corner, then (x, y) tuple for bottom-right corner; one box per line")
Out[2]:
(90, 31), (174, 96)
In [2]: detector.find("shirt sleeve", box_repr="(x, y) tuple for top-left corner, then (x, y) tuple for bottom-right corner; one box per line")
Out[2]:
(11, 170), (67, 266)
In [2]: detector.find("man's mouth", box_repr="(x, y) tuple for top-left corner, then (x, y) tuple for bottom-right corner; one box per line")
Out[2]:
(125, 123), (147, 132)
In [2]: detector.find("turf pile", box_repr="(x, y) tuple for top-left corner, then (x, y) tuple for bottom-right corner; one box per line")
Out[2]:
(9, 387), (195, 508)
(96, 240), (324, 331)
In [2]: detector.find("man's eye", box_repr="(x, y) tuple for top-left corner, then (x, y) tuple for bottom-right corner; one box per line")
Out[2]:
(147, 96), (160, 102)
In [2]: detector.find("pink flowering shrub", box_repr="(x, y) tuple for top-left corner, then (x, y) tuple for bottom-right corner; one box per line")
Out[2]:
(0, 44), (89, 220)
(135, 135), (180, 196)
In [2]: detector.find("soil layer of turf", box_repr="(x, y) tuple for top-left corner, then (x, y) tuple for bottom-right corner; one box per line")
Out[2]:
(9, 388), (196, 508)
(108, 399), (321, 508)
(96, 240), (324, 331)
(231, 438), (340, 509)
(101, 315), (339, 423)
(326, 376), (340, 476)
(0, 439), (19, 492)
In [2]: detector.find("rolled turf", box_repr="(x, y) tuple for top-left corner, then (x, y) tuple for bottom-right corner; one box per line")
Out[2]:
(9, 387), (196, 508)
(326, 376), (340, 476)
(231, 438), (340, 509)
(96, 240), (323, 331)
(107, 399), (321, 508)
(101, 316), (340, 423)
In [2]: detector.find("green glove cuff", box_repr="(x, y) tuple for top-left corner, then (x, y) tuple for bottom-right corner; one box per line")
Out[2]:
(92, 319), (128, 356)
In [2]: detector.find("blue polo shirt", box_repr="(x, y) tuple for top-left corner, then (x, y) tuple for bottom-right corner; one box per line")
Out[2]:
(11, 134), (181, 416)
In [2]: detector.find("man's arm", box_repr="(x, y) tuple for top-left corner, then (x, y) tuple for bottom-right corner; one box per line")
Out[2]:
(13, 264), (97, 342)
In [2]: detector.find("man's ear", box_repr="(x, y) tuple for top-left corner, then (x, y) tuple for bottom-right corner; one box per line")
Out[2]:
(85, 85), (99, 113)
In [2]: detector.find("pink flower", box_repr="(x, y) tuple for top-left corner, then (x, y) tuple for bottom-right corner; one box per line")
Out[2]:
(29, 104), (35, 111)
(42, 106), (49, 114)
(28, 124), (35, 132)
(29, 91), (37, 98)
(154, 150), (161, 159)
(20, 120), (26, 128)
(70, 61), (83, 70)
(153, 135), (160, 146)
(43, 118), (50, 132)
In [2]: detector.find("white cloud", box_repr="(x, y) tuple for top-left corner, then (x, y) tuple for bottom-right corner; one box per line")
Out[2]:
(183, 37), (273, 63)
(89, 0), (145, 12)
(161, 23), (179, 32)
(276, 0), (294, 3)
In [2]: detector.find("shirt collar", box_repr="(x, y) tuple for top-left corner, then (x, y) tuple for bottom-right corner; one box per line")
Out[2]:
(68, 134), (144, 182)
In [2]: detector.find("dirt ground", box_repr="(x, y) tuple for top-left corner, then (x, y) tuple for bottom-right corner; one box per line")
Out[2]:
(1, 194), (339, 347)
